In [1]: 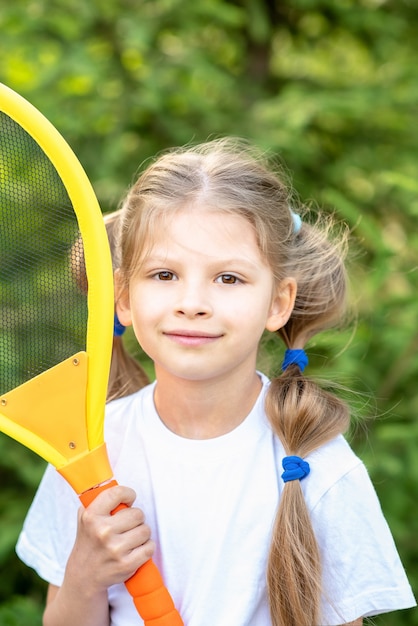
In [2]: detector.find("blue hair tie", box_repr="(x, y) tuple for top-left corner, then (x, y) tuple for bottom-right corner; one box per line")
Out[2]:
(281, 348), (308, 372)
(113, 313), (126, 337)
(291, 210), (302, 234)
(282, 455), (310, 483)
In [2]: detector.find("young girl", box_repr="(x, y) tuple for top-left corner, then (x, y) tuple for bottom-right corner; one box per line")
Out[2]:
(17, 139), (415, 626)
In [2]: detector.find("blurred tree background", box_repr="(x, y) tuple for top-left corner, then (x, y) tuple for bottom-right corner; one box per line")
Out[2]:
(0, 0), (417, 624)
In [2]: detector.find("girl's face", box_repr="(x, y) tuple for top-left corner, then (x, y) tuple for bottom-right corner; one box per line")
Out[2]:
(117, 208), (296, 385)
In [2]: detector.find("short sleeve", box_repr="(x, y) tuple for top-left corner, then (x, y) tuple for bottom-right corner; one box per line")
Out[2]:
(311, 462), (416, 624)
(15, 463), (80, 586)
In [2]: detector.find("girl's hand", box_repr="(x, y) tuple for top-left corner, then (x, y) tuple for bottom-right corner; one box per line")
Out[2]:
(66, 485), (155, 594)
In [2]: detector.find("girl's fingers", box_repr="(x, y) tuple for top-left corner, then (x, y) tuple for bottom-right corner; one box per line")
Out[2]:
(79, 484), (152, 550)
(75, 482), (157, 583)
(83, 485), (137, 515)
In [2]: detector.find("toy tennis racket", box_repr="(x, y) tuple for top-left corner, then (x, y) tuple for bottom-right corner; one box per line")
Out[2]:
(0, 83), (183, 626)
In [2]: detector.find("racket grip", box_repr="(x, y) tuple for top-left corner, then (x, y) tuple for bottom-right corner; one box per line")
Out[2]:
(79, 481), (184, 626)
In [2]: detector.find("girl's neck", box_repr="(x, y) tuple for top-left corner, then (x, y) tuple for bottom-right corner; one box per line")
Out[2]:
(153, 369), (262, 440)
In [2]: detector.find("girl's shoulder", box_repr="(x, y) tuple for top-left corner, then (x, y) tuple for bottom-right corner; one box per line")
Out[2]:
(298, 434), (367, 512)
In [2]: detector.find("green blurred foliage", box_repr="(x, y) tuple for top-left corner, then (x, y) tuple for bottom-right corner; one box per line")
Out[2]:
(0, 0), (417, 623)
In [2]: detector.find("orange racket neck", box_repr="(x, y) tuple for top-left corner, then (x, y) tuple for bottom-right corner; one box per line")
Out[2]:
(58, 442), (113, 494)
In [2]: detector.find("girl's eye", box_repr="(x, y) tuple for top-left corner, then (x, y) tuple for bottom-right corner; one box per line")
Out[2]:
(217, 274), (239, 284)
(156, 271), (175, 281)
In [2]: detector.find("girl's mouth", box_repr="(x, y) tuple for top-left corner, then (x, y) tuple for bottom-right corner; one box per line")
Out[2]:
(163, 330), (222, 347)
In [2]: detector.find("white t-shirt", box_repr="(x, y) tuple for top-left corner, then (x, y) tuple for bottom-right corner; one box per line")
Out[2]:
(16, 376), (416, 625)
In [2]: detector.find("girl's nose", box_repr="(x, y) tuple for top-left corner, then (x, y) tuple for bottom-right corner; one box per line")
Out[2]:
(175, 282), (212, 318)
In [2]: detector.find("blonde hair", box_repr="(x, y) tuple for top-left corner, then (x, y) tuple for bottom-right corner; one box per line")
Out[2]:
(114, 138), (351, 625)
(70, 211), (149, 401)
(102, 211), (149, 400)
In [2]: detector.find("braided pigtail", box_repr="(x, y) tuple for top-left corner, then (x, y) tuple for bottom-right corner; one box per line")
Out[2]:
(265, 218), (351, 626)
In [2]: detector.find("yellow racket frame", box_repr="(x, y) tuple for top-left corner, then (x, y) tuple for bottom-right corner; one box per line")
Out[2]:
(0, 85), (185, 626)
(0, 83), (114, 493)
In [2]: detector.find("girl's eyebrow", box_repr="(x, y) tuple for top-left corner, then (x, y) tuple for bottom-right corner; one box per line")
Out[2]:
(142, 254), (262, 271)
(140, 255), (170, 266)
(210, 257), (262, 271)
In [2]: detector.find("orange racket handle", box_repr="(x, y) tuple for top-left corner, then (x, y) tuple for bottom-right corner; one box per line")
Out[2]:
(79, 480), (184, 626)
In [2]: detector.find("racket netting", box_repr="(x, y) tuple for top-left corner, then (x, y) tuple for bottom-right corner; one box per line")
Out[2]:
(0, 111), (87, 396)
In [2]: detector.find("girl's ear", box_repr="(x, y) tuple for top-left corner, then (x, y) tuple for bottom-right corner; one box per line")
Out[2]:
(265, 277), (297, 332)
(114, 269), (132, 327)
